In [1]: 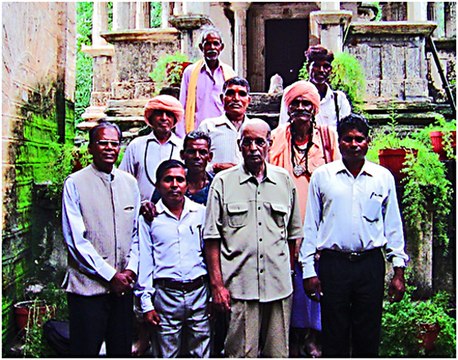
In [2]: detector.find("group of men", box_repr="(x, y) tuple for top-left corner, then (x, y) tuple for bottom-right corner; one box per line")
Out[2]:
(62, 24), (409, 358)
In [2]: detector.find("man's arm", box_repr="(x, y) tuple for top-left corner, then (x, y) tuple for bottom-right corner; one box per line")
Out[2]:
(204, 239), (231, 312)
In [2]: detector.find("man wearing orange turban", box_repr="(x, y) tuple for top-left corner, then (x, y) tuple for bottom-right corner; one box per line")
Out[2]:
(269, 80), (340, 357)
(120, 94), (184, 209)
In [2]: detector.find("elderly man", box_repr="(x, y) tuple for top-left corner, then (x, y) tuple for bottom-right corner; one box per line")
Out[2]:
(198, 76), (252, 174)
(270, 80), (340, 357)
(136, 160), (210, 358)
(62, 121), (140, 356)
(300, 114), (409, 357)
(279, 45), (351, 130)
(204, 118), (303, 357)
(120, 94), (184, 206)
(177, 25), (236, 138)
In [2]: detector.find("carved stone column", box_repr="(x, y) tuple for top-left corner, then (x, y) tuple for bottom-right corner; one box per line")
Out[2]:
(231, 2), (251, 78)
(135, 2), (150, 29)
(161, 1), (170, 28)
(113, 2), (131, 30)
(79, 2), (115, 126)
(309, 10), (353, 53)
(407, 1), (428, 22)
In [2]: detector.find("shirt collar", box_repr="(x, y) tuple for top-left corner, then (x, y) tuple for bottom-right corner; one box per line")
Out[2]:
(148, 130), (181, 146)
(215, 114), (249, 130)
(239, 163), (277, 185)
(334, 159), (374, 177)
(156, 197), (200, 219)
(201, 59), (222, 74)
(321, 84), (334, 103)
(90, 163), (115, 182)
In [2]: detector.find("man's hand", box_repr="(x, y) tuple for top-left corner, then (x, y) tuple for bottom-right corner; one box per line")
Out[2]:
(210, 284), (231, 313)
(388, 267), (405, 303)
(109, 271), (134, 296)
(144, 310), (160, 327)
(213, 163), (236, 173)
(140, 201), (157, 222)
(303, 276), (323, 302)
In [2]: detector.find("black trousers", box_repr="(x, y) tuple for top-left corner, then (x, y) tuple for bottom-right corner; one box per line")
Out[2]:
(68, 292), (133, 357)
(319, 249), (385, 358)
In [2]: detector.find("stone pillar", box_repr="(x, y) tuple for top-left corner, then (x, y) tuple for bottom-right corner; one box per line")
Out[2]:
(429, 2), (445, 38)
(113, 2), (130, 30)
(445, 2), (456, 38)
(161, 1), (170, 28)
(321, 2), (340, 11)
(309, 10), (353, 53)
(407, 2), (428, 22)
(80, 2), (115, 126)
(135, 2), (150, 29)
(231, 2), (251, 78)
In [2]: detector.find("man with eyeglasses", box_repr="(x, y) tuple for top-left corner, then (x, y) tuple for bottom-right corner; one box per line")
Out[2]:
(204, 118), (303, 357)
(120, 94), (184, 220)
(177, 25), (236, 138)
(62, 121), (140, 356)
(198, 76), (253, 174)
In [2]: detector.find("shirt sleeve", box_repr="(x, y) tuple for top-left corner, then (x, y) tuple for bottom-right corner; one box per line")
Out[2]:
(383, 174), (409, 267)
(135, 216), (156, 312)
(119, 142), (136, 176)
(286, 176), (304, 241)
(203, 178), (223, 241)
(299, 173), (322, 279)
(62, 177), (117, 282)
(338, 90), (352, 119)
(125, 182), (141, 275)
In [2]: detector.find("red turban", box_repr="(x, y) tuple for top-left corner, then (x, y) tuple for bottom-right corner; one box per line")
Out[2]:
(144, 95), (184, 127)
(283, 80), (320, 115)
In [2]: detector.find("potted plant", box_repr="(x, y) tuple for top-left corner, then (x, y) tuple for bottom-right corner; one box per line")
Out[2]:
(149, 52), (192, 93)
(367, 120), (452, 252)
(380, 275), (456, 357)
(417, 114), (456, 161)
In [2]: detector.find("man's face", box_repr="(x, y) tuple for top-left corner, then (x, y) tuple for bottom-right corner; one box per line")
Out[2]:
(339, 128), (369, 163)
(156, 167), (187, 205)
(89, 127), (120, 173)
(222, 84), (251, 118)
(147, 109), (176, 135)
(308, 59), (332, 85)
(199, 33), (224, 62)
(238, 124), (270, 171)
(181, 138), (213, 173)
(287, 95), (315, 124)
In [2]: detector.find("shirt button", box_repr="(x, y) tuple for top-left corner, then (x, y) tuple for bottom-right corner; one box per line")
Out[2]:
(260, 269), (264, 273)
(260, 254), (263, 258)
(258, 207), (261, 210)
(258, 222), (261, 226)
(259, 238), (263, 242)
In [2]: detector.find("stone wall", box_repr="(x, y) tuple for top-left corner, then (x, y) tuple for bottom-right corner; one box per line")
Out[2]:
(2, 2), (76, 345)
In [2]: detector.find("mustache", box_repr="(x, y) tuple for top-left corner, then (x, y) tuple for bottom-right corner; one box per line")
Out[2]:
(290, 109), (314, 118)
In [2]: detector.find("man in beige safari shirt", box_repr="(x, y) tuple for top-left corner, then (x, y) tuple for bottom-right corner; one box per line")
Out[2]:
(203, 118), (303, 357)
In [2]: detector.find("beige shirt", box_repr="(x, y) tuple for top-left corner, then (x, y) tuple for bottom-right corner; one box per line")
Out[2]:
(203, 163), (303, 302)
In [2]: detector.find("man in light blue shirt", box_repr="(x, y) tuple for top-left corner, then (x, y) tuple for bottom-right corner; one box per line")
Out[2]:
(136, 159), (210, 358)
(300, 114), (409, 357)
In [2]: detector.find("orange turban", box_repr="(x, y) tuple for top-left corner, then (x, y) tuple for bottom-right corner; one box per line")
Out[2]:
(144, 95), (184, 127)
(283, 80), (320, 115)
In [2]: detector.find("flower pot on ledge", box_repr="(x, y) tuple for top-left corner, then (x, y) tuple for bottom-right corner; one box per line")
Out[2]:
(14, 300), (55, 335)
(417, 322), (441, 352)
(429, 130), (456, 161)
(378, 148), (418, 184)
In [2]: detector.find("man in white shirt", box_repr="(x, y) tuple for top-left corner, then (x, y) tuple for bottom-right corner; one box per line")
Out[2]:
(119, 95), (184, 206)
(136, 159), (210, 358)
(62, 121), (140, 356)
(300, 114), (409, 357)
(198, 76), (252, 174)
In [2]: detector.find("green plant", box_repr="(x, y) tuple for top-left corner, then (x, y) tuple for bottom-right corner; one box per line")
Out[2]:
(298, 51), (366, 112)
(367, 117), (452, 252)
(415, 114), (456, 160)
(381, 283), (456, 357)
(150, 2), (162, 28)
(149, 52), (190, 92)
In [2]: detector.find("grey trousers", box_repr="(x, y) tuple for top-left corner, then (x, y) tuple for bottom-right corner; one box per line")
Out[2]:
(225, 295), (292, 358)
(153, 283), (211, 358)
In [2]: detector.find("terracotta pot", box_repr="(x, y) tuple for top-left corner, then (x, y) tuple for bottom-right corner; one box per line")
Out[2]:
(378, 148), (417, 183)
(14, 300), (54, 334)
(430, 130), (456, 161)
(417, 322), (441, 352)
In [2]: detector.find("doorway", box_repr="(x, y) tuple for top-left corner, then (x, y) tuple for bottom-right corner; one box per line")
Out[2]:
(264, 19), (309, 91)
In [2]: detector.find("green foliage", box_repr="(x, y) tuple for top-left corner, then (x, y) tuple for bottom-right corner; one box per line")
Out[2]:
(367, 2), (383, 21)
(150, 2), (162, 28)
(381, 283), (456, 357)
(415, 114), (456, 160)
(149, 52), (190, 92)
(367, 116), (452, 252)
(298, 51), (366, 112)
(75, 2), (94, 122)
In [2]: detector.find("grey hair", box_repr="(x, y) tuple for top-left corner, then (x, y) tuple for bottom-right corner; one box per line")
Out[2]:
(239, 118), (271, 140)
(199, 25), (223, 45)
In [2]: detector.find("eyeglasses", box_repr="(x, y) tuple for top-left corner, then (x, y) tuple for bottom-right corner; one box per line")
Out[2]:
(224, 89), (248, 97)
(240, 138), (268, 148)
(96, 140), (120, 148)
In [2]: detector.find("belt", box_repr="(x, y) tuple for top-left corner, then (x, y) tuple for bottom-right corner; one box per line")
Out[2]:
(154, 276), (207, 292)
(321, 248), (382, 262)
